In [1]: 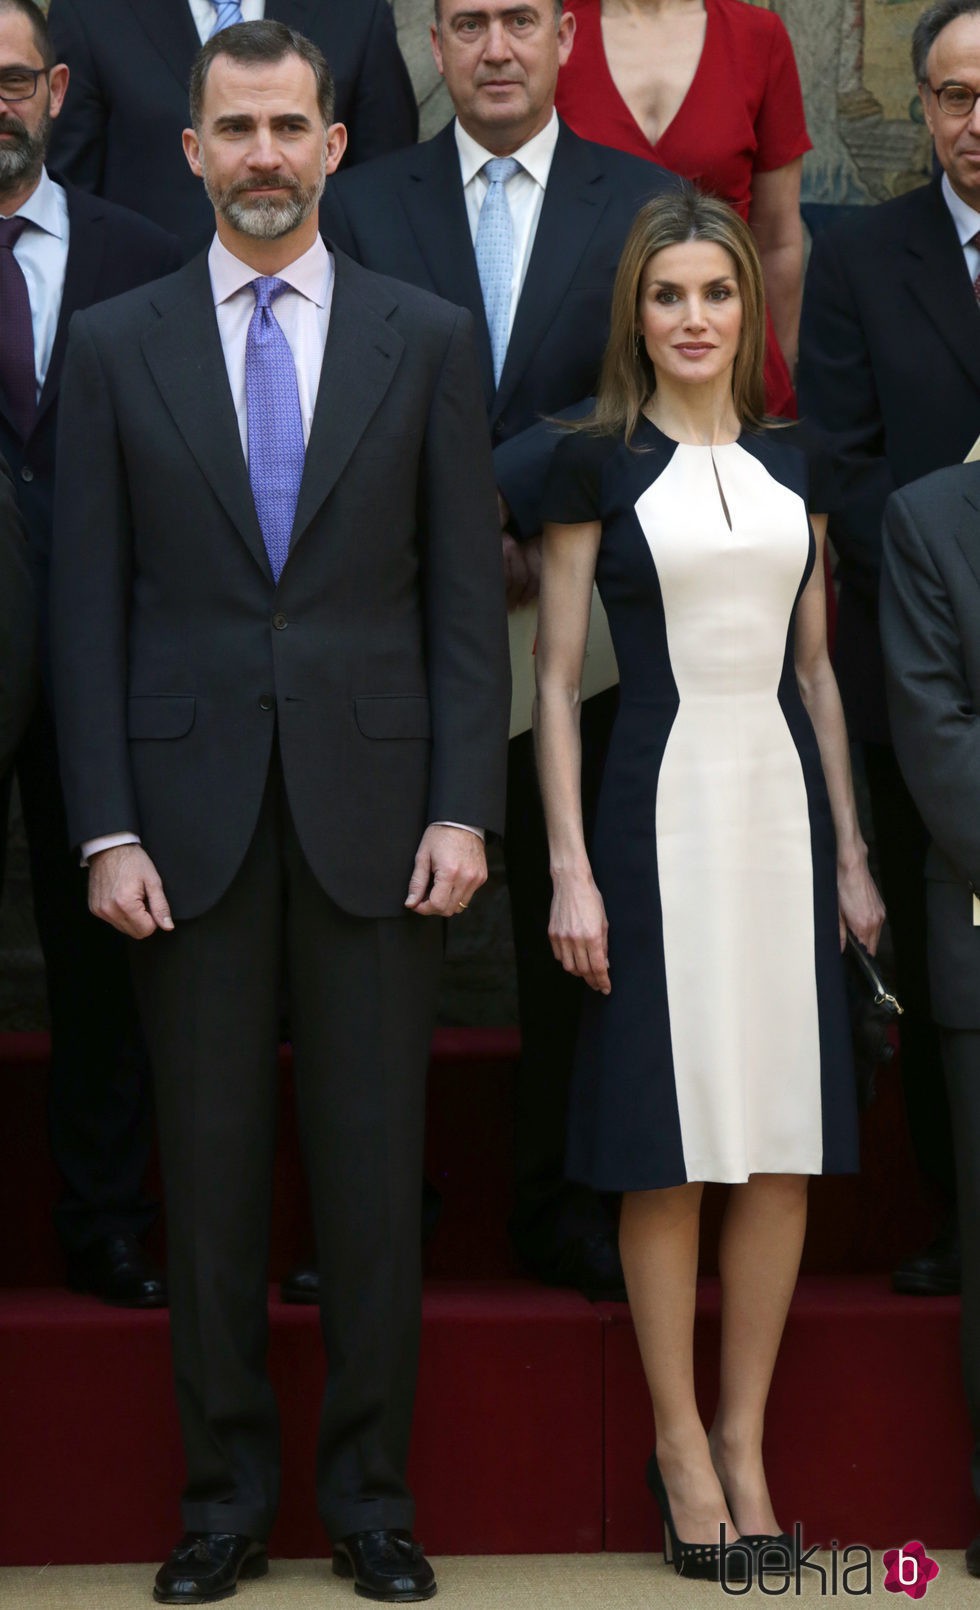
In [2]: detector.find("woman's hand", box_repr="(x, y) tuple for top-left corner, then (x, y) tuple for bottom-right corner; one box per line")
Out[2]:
(837, 852), (886, 955)
(549, 871), (611, 994)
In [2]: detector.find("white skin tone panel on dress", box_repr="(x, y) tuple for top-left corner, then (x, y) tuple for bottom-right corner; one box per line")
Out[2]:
(636, 442), (824, 1178)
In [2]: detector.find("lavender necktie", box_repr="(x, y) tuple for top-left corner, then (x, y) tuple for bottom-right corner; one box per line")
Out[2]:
(246, 277), (305, 584)
(0, 216), (37, 442)
(210, 0), (244, 36)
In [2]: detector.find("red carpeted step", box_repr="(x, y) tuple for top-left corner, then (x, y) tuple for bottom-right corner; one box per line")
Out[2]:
(0, 1030), (941, 1288)
(1, 1277), (973, 1565)
(602, 1276), (973, 1553)
(0, 1281), (602, 1567)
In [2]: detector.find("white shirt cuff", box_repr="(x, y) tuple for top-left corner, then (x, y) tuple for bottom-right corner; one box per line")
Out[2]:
(434, 822), (485, 841)
(81, 832), (141, 867)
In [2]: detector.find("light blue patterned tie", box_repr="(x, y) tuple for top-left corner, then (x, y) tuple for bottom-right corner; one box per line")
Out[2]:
(245, 277), (305, 584)
(210, 0), (245, 36)
(474, 156), (521, 388)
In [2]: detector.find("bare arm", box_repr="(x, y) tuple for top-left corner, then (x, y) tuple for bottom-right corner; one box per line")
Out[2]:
(795, 513), (885, 952)
(534, 518), (610, 993)
(749, 158), (804, 376)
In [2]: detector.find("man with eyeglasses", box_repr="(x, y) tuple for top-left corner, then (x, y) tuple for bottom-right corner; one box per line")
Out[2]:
(798, 0), (980, 1305)
(0, 0), (181, 1306)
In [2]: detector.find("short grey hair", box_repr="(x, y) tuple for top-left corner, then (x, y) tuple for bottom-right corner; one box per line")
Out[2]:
(912, 0), (980, 81)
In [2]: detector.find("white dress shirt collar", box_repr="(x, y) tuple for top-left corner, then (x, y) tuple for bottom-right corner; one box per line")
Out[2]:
(3, 164), (67, 236)
(186, 0), (264, 45)
(207, 230), (333, 310)
(454, 108), (560, 190)
(942, 171), (980, 249)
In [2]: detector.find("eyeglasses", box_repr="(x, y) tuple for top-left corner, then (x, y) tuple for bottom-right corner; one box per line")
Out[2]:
(925, 79), (980, 116)
(0, 67), (49, 103)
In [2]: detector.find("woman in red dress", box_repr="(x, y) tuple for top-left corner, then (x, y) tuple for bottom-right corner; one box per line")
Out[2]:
(556, 0), (810, 417)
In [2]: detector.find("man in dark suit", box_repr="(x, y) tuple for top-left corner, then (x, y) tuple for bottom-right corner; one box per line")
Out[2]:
(0, 454), (35, 892)
(796, 0), (980, 1296)
(0, 0), (181, 1306)
(881, 461), (980, 1575)
(46, 0), (418, 257)
(51, 21), (508, 1603)
(320, 0), (674, 1299)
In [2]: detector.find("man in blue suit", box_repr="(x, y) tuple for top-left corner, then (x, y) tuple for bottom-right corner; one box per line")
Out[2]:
(320, 0), (675, 1299)
(0, 0), (181, 1305)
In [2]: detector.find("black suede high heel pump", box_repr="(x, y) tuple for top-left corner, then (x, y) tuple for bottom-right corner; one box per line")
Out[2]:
(644, 1454), (751, 1582)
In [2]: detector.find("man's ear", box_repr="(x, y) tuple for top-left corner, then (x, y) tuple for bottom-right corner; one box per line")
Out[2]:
(183, 127), (204, 179)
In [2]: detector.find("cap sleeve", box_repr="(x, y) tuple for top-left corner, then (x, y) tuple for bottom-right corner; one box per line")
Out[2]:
(779, 419), (842, 514)
(541, 431), (611, 525)
(754, 13), (812, 173)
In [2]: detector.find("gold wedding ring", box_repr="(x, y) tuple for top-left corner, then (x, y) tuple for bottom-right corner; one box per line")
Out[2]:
(457, 901), (469, 911)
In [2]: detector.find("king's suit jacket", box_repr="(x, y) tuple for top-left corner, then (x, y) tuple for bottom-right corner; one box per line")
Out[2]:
(320, 120), (675, 451)
(0, 179), (181, 653)
(799, 179), (980, 743)
(47, 0), (418, 257)
(50, 248), (510, 921)
(881, 462), (980, 1030)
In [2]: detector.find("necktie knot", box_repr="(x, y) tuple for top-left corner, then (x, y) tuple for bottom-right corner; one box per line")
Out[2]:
(251, 275), (288, 312)
(0, 215), (30, 251)
(482, 156), (521, 188)
(210, 0), (245, 36)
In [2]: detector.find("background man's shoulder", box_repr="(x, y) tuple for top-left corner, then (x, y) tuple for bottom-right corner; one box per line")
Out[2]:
(818, 180), (937, 258)
(60, 179), (183, 270)
(336, 248), (473, 335)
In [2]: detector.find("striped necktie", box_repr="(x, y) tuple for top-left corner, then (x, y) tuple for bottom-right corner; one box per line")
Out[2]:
(210, 0), (245, 36)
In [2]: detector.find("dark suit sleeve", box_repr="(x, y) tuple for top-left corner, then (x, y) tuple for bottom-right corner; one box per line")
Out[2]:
(50, 315), (139, 848)
(494, 400), (596, 539)
(47, 0), (108, 194)
(343, 0), (418, 168)
(422, 309), (510, 835)
(798, 225), (896, 602)
(881, 487), (980, 888)
(0, 456), (36, 779)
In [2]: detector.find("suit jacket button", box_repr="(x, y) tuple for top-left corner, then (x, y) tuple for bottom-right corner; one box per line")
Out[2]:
(273, 613), (287, 630)
(258, 694), (274, 711)
(20, 465), (33, 483)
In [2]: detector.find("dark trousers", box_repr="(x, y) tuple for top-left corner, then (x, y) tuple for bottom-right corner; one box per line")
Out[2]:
(863, 741), (955, 1198)
(940, 1029), (980, 1501)
(130, 761), (443, 1541)
(505, 686), (617, 1251)
(16, 697), (156, 1253)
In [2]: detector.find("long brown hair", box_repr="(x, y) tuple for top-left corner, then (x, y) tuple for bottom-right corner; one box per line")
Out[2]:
(580, 186), (768, 444)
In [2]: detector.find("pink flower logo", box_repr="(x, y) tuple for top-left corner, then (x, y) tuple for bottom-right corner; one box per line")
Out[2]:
(882, 1542), (940, 1599)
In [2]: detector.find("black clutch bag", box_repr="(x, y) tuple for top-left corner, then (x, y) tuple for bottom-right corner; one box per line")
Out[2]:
(844, 933), (903, 1110)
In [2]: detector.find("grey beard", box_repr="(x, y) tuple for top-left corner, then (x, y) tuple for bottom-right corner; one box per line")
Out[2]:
(204, 167), (326, 241)
(0, 110), (49, 198)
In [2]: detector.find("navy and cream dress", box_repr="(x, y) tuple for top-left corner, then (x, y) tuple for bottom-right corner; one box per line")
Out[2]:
(543, 419), (858, 1190)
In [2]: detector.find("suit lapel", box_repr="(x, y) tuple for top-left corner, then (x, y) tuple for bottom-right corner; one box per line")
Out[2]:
(34, 185), (106, 431)
(288, 249), (404, 553)
(123, 0), (199, 93)
(398, 126), (494, 405)
(957, 476), (980, 590)
(267, 0), (314, 30)
(904, 181), (980, 397)
(494, 126), (607, 417)
(141, 256), (272, 581)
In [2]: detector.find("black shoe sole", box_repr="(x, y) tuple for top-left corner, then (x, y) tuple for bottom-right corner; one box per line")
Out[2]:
(332, 1553), (437, 1601)
(152, 1553), (268, 1603)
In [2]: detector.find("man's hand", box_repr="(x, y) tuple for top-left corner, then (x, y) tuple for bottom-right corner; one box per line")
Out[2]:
(88, 843), (174, 939)
(405, 824), (487, 917)
(502, 532), (542, 610)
